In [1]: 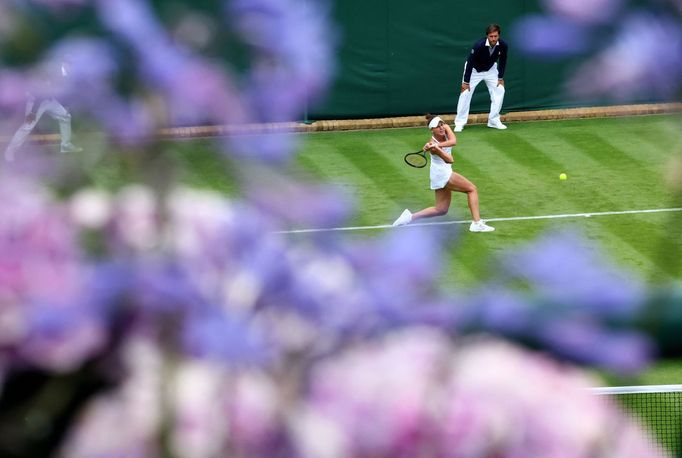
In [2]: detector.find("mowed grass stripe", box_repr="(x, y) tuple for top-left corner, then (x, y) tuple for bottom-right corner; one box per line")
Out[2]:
(594, 117), (677, 164)
(484, 131), (566, 175)
(470, 136), (586, 215)
(484, 127), (662, 212)
(347, 144), (429, 211)
(553, 132), (670, 209)
(558, 125), (676, 270)
(451, 145), (530, 217)
(328, 135), (428, 200)
(478, 131), (608, 213)
(640, 209), (682, 280)
(454, 135), (543, 209)
(595, 131), (672, 172)
(297, 142), (398, 225)
(480, 132), (674, 278)
(557, 130), (656, 174)
(599, 212), (682, 280)
(578, 215), (676, 281)
(628, 118), (682, 156)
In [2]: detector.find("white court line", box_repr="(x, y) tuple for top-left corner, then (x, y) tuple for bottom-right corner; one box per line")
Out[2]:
(276, 207), (682, 234)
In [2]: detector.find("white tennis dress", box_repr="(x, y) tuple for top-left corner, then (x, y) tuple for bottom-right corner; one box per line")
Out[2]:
(429, 137), (453, 190)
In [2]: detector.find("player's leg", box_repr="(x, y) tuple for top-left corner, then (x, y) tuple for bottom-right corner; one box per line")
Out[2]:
(410, 188), (452, 221)
(4, 101), (46, 161)
(484, 66), (506, 129)
(454, 67), (483, 131)
(446, 172), (495, 232)
(44, 99), (82, 153)
(445, 172), (480, 221)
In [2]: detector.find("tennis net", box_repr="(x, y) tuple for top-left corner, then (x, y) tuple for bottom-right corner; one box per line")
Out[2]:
(590, 384), (682, 457)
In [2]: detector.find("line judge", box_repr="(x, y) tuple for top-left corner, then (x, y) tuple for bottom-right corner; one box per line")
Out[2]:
(454, 24), (508, 132)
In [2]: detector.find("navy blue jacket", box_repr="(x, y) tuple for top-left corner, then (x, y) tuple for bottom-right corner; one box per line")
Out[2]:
(463, 38), (508, 83)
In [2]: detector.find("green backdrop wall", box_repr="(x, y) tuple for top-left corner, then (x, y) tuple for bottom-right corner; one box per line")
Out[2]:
(309, 0), (642, 120)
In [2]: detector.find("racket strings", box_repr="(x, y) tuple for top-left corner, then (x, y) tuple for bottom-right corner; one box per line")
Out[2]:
(405, 152), (427, 168)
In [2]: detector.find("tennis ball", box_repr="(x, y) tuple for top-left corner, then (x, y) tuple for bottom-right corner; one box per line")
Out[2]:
(559, 173), (567, 180)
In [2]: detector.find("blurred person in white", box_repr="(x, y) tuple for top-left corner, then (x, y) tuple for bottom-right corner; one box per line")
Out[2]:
(454, 23), (508, 132)
(4, 58), (82, 162)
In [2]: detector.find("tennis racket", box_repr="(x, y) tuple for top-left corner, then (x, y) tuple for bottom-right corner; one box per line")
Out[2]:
(404, 150), (428, 168)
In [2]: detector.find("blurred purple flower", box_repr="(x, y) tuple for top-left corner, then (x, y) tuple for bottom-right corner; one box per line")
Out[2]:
(536, 319), (653, 373)
(512, 15), (593, 57)
(439, 337), (660, 458)
(463, 287), (534, 334)
(0, 177), (82, 299)
(500, 230), (645, 318)
(96, 0), (249, 128)
(0, 70), (32, 111)
(300, 328), (449, 457)
(246, 175), (353, 229)
(514, 2), (682, 102)
(228, 131), (308, 163)
(18, 300), (105, 372)
(332, 226), (455, 330)
(462, 289), (653, 374)
(1, 3), (673, 456)
(95, 0), (336, 160)
(567, 14), (682, 100)
(542, 0), (624, 24)
(2, 0), (336, 161)
(132, 262), (207, 314)
(298, 329), (663, 458)
(249, 225), (453, 348)
(59, 335), (163, 458)
(454, 231), (654, 373)
(229, 0), (336, 122)
(182, 309), (269, 364)
(0, 177), (106, 371)
(0, 36), (156, 143)
(169, 361), (232, 458)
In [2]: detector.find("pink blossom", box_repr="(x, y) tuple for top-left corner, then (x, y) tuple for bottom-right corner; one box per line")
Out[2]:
(299, 329), (664, 458)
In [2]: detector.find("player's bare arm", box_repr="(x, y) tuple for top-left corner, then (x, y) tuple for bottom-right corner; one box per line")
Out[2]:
(427, 144), (453, 164)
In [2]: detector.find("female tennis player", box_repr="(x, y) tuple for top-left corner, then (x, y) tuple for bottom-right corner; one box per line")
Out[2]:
(392, 115), (494, 232)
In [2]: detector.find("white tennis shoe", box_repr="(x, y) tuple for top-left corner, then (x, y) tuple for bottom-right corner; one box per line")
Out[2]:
(392, 209), (412, 227)
(469, 220), (495, 232)
(60, 142), (83, 153)
(487, 121), (507, 130)
(454, 125), (464, 132)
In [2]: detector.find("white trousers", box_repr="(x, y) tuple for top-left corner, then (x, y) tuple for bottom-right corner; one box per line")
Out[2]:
(454, 63), (505, 128)
(4, 98), (73, 161)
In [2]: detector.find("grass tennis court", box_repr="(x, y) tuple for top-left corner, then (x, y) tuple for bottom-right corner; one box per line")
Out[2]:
(91, 113), (682, 290)
(289, 114), (682, 287)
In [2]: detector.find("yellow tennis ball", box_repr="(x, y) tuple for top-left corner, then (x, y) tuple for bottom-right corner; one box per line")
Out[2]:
(559, 173), (567, 180)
